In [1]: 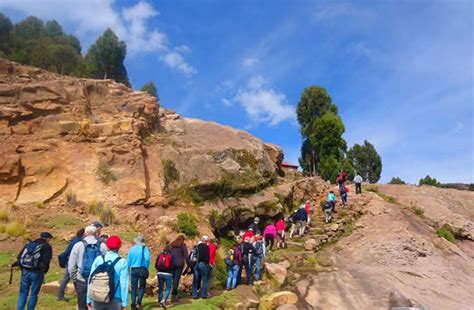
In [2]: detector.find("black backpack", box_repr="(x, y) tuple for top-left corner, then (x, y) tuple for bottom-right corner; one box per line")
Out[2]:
(19, 242), (43, 269)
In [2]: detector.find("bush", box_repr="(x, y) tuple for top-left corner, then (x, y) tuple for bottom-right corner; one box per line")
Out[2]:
(389, 177), (406, 185)
(65, 191), (78, 207)
(176, 212), (198, 237)
(163, 160), (180, 190)
(437, 226), (456, 243)
(88, 201), (105, 215)
(210, 247), (227, 289)
(412, 206), (425, 216)
(0, 208), (10, 222)
(97, 159), (117, 185)
(35, 201), (44, 209)
(99, 207), (116, 226)
(5, 221), (25, 237)
(419, 175), (440, 187)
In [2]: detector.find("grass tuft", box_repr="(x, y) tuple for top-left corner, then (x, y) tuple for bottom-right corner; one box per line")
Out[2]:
(412, 206), (425, 217)
(65, 191), (78, 207)
(97, 159), (117, 185)
(437, 226), (456, 243)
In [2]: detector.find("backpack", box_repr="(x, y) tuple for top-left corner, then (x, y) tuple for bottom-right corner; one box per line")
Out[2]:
(232, 245), (242, 265)
(155, 252), (172, 272)
(81, 241), (102, 279)
(254, 241), (264, 257)
(224, 249), (235, 267)
(58, 236), (81, 268)
(188, 245), (198, 267)
(19, 242), (43, 269)
(88, 256), (122, 303)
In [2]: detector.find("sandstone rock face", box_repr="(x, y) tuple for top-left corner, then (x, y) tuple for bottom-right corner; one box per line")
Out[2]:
(234, 285), (260, 308)
(0, 59), (282, 206)
(264, 260), (290, 286)
(259, 291), (298, 310)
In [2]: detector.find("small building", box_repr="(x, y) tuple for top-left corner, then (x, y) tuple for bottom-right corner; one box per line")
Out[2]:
(281, 161), (299, 173)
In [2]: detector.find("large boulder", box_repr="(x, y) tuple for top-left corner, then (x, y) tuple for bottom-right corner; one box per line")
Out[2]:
(264, 260), (290, 286)
(259, 291), (298, 310)
(41, 281), (75, 295)
(304, 238), (318, 251)
(234, 285), (260, 308)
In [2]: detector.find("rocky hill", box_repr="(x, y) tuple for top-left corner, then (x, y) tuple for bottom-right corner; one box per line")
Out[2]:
(0, 58), (281, 208)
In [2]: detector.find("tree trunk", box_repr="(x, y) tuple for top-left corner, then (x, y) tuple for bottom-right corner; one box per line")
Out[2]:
(312, 149), (318, 177)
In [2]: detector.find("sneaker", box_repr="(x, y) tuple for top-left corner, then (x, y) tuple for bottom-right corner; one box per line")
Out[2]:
(159, 300), (167, 309)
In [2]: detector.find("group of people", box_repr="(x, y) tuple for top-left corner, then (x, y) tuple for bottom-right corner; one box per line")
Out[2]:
(14, 171), (362, 310)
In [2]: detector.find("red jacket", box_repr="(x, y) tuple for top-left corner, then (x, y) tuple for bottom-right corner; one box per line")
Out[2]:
(243, 230), (254, 241)
(305, 202), (311, 215)
(208, 242), (217, 266)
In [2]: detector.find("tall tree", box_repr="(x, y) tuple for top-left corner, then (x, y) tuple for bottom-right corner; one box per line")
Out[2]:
(85, 28), (130, 86)
(0, 13), (13, 55)
(347, 140), (382, 183)
(389, 177), (406, 185)
(296, 86), (340, 176)
(140, 81), (158, 98)
(45, 20), (64, 37)
(9, 16), (45, 64)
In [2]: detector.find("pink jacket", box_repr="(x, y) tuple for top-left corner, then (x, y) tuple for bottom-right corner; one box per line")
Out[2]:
(276, 220), (285, 231)
(263, 224), (277, 238)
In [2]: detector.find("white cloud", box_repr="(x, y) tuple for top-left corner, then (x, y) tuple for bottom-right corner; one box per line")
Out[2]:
(0, 0), (196, 78)
(233, 76), (295, 126)
(242, 57), (258, 68)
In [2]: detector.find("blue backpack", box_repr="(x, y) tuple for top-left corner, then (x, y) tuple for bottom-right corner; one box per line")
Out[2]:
(81, 241), (101, 279)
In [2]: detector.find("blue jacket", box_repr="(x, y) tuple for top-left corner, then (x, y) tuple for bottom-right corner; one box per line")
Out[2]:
(87, 251), (129, 307)
(328, 192), (336, 202)
(127, 244), (151, 269)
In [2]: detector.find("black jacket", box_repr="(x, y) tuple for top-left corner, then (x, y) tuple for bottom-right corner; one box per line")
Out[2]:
(196, 243), (210, 264)
(17, 238), (53, 274)
(241, 242), (256, 256)
(170, 244), (189, 268)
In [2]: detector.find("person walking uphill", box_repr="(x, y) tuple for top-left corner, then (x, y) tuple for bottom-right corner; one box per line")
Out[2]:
(16, 232), (53, 310)
(155, 245), (174, 308)
(57, 228), (84, 301)
(354, 174), (363, 194)
(87, 235), (129, 310)
(337, 171), (348, 208)
(225, 240), (242, 290)
(192, 236), (210, 299)
(68, 226), (107, 310)
(241, 237), (256, 285)
(169, 235), (189, 302)
(127, 234), (151, 310)
(276, 218), (286, 248)
(263, 223), (277, 251)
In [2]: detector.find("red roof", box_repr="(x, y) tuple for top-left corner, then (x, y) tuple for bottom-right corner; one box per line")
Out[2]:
(282, 162), (298, 168)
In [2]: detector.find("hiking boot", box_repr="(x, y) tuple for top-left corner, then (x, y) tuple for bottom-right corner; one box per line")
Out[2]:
(131, 304), (137, 310)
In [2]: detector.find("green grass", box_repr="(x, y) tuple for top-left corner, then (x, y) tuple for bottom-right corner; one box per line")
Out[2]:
(437, 226), (456, 243)
(412, 206), (425, 217)
(97, 159), (117, 185)
(382, 195), (397, 204)
(38, 214), (80, 229)
(170, 291), (239, 310)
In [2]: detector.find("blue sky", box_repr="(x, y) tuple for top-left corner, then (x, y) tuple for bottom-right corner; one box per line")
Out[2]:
(1, 0), (473, 184)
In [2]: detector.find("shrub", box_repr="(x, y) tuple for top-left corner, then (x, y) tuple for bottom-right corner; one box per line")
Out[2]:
(35, 201), (44, 209)
(65, 191), (78, 207)
(419, 175), (440, 187)
(97, 159), (117, 185)
(412, 206), (425, 216)
(5, 221), (25, 237)
(0, 208), (10, 222)
(99, 207), (116, 226)
(365, 186), (379, 193)
(176, 212), (198, 237)
(383, 195), (397, 204)
(88, 201), (105, 215)
(437, 226), (456, 243)
(163, 160), (180, 190)
(389, 177), (406, 185)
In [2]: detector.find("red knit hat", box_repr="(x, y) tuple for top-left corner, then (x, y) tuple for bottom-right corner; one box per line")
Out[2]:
(106, 235), (122, 250)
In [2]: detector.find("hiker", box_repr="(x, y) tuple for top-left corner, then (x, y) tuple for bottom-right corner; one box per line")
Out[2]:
(263, 222), (277, 251)
(91, 221), (107, 243)
(224, 241), (242, 290)
(248, 217), (261, 234)
(242, 228), (255, 241)
(305, 200), (311, 224)
(276, 218), (286, 248)
(354, 174), (363, 194)
(235, 236), (244, 286)
(192, 236), (211, 299)
(337, 171), (348, 207)
(169, 235), (189, 302)
(208, 238), (217, 295)
(127, 234), (151, 310)
(328, 191), (336, 212)
(16, 232), (53, 310)
(155, 245), (174, 308)
(86, 235), (129, 309)
(321, 201), (333, 224)
(68, 225), (106, 310)
(252, 235), (266, 281)
(289, 206), (308, 239)
(241, 236), (256, 285)
(57, 228), (84, 301)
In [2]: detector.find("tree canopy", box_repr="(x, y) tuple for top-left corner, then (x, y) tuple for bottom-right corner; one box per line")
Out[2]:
(347, 140), (382, 183)
(85, 28), (130, 86)
(140, 81), (158, 98)
(419, 175), (441, 187)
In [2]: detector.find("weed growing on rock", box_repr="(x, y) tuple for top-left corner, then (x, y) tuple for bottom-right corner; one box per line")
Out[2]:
(88, 201), (105, 215)
(413, 206), (425, 217)
(163, 159), (180, 190)
(35, 201), (44, 209)
(437, 226), (456, 243)
(100, 207), (116, 226)
(65, 191), (78, 207)
(0, 208), (10, 222)
(97, 159), (117, 185)
(176, 212), (198, 237)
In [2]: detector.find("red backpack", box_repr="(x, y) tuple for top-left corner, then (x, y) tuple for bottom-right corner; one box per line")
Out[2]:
(155, 251), (172, 272)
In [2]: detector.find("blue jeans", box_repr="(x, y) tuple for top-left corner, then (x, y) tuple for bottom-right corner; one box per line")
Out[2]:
(341, 192), (347, 205)
(158, 273), (172, 303)
(17, 270), (44, 310)
(226, 264), (239, 289)
(254, 256), (263, 280)
(171, 266), (184, 298)
(243, 256), (253, 285)
(57, 268), (70, 298)
(192, 262), (209, 298)
(131, 268), (147, 305)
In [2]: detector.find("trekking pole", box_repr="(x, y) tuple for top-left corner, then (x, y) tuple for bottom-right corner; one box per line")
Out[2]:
(9, 266), (13, 285)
